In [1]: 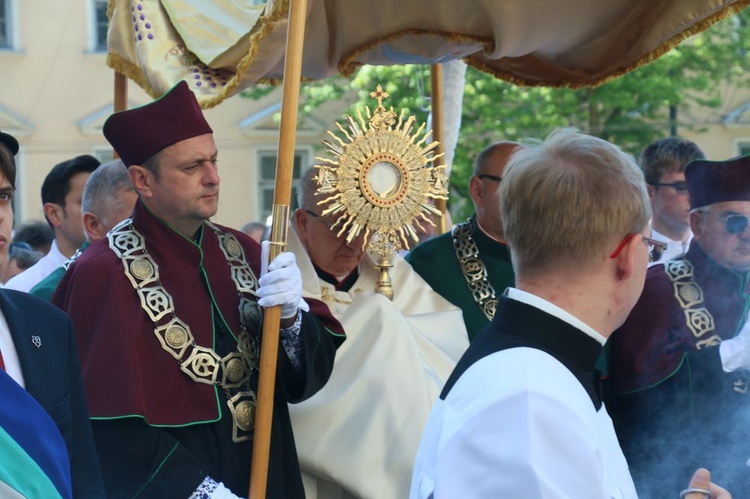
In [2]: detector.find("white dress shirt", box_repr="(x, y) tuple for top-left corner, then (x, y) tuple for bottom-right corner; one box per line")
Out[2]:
(4, 239), (67, 292)
(0, 307), (24, 387)
(649, 228), (691, 267)
(410, 291), (637, 499)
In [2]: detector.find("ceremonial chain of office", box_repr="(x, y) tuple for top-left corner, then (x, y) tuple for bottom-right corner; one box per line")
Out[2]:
(452, 220), (497, 321)
(108, 218), (263, 442)
(63, 247), (84, 270)
(665, 258), (749, 394)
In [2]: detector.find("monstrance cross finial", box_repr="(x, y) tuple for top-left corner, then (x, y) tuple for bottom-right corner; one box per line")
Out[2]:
(370, 85), (389, 108)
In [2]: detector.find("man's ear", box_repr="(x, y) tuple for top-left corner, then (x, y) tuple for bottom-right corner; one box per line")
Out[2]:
(613, 234), (641, 282)
(293, 208), (309, 241)
(646, 183), (656, 201)
(690, 211), (702, 240)
(43, 202), (63, 228)
(468, 176), (483, 205)
(82, 212), (101, 242)
(128, 165), (152, 198)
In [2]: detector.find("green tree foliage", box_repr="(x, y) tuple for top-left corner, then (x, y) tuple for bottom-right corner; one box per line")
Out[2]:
(243, 10), (750, 220)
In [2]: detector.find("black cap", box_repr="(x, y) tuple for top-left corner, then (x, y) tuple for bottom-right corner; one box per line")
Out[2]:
(685, 154), (750, 210)
(0, 129), (19, 156)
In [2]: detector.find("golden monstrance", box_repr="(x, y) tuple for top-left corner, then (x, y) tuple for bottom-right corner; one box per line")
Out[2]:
(312, 85), (449, 299)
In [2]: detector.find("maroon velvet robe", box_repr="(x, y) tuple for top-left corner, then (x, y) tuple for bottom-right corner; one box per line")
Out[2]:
(53, 199), (344, 497)
(605, 243), (750, 495)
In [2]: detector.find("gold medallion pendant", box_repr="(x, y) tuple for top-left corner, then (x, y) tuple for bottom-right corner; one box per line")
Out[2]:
(228, 391), (257, 442)
(130, 257), (155, 280)
(239, 297), (262, 328)
(313, 85), (449, 298)
(165, 324), (189, 349)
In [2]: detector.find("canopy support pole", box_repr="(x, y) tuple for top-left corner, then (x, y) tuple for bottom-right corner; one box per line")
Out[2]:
(249, 0), (308, 496)
(430, 64), (447, 233)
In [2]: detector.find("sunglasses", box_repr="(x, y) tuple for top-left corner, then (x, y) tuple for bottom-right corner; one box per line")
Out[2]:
(650, 181), (688, 192)
(716, 214), (750, 235)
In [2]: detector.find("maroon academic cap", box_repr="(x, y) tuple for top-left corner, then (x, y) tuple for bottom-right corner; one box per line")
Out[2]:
(685, 154), (750, 210)
(0, 129), (19, 156)
(102, 81), (213, 167)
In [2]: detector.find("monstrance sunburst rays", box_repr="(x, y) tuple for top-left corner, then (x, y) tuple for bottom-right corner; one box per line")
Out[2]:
(312, 85), (449, 298)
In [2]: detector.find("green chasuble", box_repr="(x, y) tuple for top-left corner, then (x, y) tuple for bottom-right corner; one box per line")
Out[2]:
(406, 216), (515, 341)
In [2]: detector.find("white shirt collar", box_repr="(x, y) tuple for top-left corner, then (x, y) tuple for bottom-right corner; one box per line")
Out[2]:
(649, 227), (692, 266)
(505, 287), (607, 346)
(0, 306), (24, 387)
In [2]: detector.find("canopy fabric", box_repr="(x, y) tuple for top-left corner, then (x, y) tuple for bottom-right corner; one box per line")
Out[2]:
(107, 0), (750, 108)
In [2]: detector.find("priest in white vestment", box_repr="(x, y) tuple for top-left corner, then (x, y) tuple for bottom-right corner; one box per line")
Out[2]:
(286, 168), (470, 499)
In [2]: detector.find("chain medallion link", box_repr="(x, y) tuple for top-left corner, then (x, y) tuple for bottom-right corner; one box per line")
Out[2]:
(452, 220), (497, 321)
(664, 258), (747, 394)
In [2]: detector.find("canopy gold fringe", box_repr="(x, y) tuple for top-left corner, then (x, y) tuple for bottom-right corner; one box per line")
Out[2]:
(105, 0), (750, 107)
(466, 0), (750, 89)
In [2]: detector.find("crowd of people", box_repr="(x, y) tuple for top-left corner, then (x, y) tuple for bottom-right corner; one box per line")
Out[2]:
(0, 80), (746, 499)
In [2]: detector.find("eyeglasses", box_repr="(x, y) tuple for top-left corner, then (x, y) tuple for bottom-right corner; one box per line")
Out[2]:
(610, 233), (669, 263)
(478, 174), (502, 182)
(304, 209), (335, 229)
(643, 235), (669, 262)
(650, 181), (688, 192)
(716, 213), (750, 235)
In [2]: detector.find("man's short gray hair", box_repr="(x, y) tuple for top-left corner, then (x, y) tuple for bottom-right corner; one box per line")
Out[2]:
(297, 166), (322, 211)
(81, 159), (135, 225)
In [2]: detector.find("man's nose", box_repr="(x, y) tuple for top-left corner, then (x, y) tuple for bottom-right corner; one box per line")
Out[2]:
(204, 161), (220, 185)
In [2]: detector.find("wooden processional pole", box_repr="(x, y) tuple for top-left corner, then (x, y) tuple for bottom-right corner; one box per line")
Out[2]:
(114, 72), (128, 113)
(249, 0), (308, 496)
(112, 72), (128, 161)
(430, 64), (447, 233)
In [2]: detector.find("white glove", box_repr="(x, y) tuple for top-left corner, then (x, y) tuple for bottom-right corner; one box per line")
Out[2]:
(257, 240), (309, 319)
(188, 477), (241, 499)
(719, 321), (750, 373)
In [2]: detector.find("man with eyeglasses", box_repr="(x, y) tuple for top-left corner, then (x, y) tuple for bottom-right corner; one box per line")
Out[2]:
(285, 166), (469, 499)
(607, 154), (750, 496)
(406, 141), (522, 340)
(408, 129), (731, 499)
(641, 137), (706, 266)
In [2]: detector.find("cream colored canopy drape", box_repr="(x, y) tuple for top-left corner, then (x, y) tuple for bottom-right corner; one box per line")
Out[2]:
(107, 0), (749, 108)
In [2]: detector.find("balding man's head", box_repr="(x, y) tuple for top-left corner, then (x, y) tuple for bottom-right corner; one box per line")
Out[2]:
(469, 141), (523, 242)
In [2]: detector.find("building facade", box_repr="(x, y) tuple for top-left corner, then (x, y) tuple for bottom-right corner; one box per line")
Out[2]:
(3, 1), (750, 231)
(0, 0), (330, 231)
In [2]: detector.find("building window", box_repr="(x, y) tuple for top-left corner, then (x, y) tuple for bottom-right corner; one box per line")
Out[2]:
(93, 0), (108, 52)
(738, 141), (750, 157)
(0, 0), (13, 50)
(258, 150), (307, 222)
